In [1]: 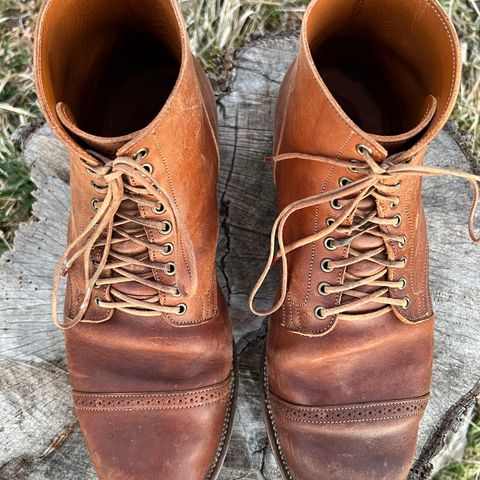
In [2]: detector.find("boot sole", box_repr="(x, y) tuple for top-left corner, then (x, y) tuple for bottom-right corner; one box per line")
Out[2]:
(207, 343), (239, 480)
(260, 338), (293, 480)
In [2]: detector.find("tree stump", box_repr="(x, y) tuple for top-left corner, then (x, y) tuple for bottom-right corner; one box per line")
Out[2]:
(1, 33), (479, 480)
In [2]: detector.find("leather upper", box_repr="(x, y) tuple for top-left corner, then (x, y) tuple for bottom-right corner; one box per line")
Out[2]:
(34, 1), (234, 478)
(261, 0), (462, 478)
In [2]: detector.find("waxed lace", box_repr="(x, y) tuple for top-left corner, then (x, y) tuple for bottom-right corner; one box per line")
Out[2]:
(249, 148), (480, 321)
(52, 151), (197, 330)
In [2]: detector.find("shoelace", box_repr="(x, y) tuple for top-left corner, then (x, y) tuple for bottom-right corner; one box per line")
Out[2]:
(52, 151), (197, 330)
(249, 146), (480, 322)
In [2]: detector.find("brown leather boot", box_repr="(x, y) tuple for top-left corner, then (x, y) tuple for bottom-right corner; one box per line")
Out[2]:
(35, 1), (236, 478)
(250, 1), (480, 479)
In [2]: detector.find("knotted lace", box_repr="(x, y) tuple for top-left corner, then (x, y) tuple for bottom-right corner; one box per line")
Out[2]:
(249, 148), (480, 321)
(52, 151), (197, 330)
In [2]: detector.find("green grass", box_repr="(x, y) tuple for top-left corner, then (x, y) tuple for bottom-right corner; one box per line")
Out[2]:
(0, 1), (478, 475)
(436, 417), (480, 480)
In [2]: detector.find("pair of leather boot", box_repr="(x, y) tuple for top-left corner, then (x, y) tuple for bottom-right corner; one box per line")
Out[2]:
(34, 0), (479, 478)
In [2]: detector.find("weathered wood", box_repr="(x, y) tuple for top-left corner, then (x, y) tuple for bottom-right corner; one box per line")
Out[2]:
(0, 33), (479, 479)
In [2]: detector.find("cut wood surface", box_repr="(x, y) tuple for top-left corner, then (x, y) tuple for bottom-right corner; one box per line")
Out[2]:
(1, 33), (479, 480)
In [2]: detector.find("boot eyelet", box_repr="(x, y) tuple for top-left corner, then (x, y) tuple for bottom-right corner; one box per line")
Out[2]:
(326, 218), (335, 227)
(321, 259), (334, 273)
(356, 144), (373, 156)
(390, 199), (400, 209)
(399, 235), (408, 248)
(162, 243), (174, 256)
(143, 163), (154, 174)
(91, 181), (103, 192)
(314, 306), (327, 319)
(339, 177), (352, 187)
(134, 148), (149, 160)
(165, 262), (176, 276)
(94, 297), (102, 307)
(160, 221), (173, 235)
(324, 238), (337, 251)
(399, 278), (408, 290)
(330, 199), (343, 210)
(176, 303), (187, 316)
(317, 282), (330, 296)
(91, 198), (100, 211)
(153, 203), (166, 215)
(402, 297), (411, 310)
(400, 256), (408, 267)
(349, 160), (360, 173)
(85, 166), (96, 175)
(393, 214), (402, 227)
(91, 258), (100, 267)
(172, 288), (181, 298)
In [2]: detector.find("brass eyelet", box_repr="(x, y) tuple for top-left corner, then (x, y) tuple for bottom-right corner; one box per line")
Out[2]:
(143, 163), (154, 175)
(339, 177), (352, 187)
(326, 218), (335, 227)
(314, 306), (327, 320)
(349, 160), (360, 173)
(162, 243), (174, 256)
(160, 221), (173, 235)
(399, 235), (408, 248)
(176, 303), (187, 316)
(134, 148), (149, 160)
(153, 203), (166, 215)
(324, 238), (337, 251)
(330, 199), (343, 210)
(317, 282), (330, 296)
(400, 256), (408, 267)
(91, 198), (100, 211)
(91, 181), (103, 192)
(402, 297), (411, 310)
(393, 214), (403, 227)
(356, 144), (373, 156)
(321, 259), (334, 273)
(165, 262), (176, 276)
(399, 278), (408, 291)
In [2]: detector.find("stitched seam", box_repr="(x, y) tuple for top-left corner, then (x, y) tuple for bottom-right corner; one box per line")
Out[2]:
(75, 396), (228, 412)
(272, 397), (428, 411)
(294, 130), (353, 335)
(278, 411), (423, 425)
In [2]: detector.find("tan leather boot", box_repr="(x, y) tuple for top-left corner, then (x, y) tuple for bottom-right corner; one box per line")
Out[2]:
(35, 1), (236, 478)
(250, 1), (480, 478)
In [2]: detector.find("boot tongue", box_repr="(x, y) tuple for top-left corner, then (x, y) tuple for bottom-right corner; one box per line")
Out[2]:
(57, 102), (161, 299)
(56, 102), (139, 156)
(370, 95), (437, 152)
(343, 96), (437, 315)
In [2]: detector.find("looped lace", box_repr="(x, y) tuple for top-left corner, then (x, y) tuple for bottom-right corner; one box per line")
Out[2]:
(52, 152), (197, 330)
(249, 149), (480, 321)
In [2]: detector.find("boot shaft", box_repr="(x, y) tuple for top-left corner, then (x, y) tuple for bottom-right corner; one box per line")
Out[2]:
(271, 0), (461, 335)
(35, 0), (223, 330)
